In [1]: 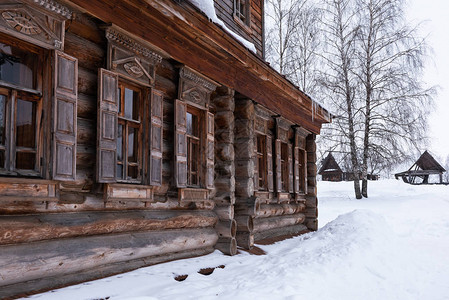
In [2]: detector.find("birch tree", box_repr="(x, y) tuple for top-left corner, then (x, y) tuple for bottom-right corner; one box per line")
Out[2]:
(356, 0), (434, 197)
(319, 0), (363, 199)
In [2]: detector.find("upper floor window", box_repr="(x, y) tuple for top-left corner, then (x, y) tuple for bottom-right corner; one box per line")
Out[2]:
(0, 36), (43, 176)
(234, 0), (250, 25)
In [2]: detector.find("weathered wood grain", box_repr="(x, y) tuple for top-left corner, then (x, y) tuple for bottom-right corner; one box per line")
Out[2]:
(0, 210), (217, 245)
(0, 228), (218, 287)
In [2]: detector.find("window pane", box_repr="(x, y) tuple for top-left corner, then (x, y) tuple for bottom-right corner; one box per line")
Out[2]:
(187, 112), (199, 137)
(117, 164), (123, 180)
(16, 99), (36, 148)
(0, 94), (5, 145)
(128, 165), (138, 179)
(124, 88), (139, 120)
(0, 42), (37, 89)
(16, 152), (35, 170)
(0, 149), (4, 169)
(187, 112), (193, 135)
(118, 87), (122, 113)
(117, 123), (123, 161)
(128, 126), (138, 163)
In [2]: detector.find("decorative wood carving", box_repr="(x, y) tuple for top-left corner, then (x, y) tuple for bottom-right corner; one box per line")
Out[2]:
(105, 25), (162, 86)
(179, 188), (209, 202)
(178, 66), (218, 108)
(0, 0), (70, 49)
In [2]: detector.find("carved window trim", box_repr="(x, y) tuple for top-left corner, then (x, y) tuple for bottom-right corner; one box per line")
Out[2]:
(0, 0), (71, 50)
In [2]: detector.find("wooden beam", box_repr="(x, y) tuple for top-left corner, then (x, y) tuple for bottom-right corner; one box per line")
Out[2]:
(67, 0), (330, 134)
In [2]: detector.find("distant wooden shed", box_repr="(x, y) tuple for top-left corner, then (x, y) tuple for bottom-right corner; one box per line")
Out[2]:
(395, 151), (446, 184)
(318, 153), (344, 181)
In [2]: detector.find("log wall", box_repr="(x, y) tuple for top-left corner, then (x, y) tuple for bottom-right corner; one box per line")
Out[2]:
(214, 0), (264, 56)
(0, 9), (218, 297)
(0, 1), (323, 298)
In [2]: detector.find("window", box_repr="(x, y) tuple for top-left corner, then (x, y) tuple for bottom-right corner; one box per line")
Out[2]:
(234, 0), (250, 25)
(280, 142), (289, 192)
(116, 81), (143, 182)
(256, 134), (267, 190)
(186, 107), (201, 186)
(0, 36), (43, 176)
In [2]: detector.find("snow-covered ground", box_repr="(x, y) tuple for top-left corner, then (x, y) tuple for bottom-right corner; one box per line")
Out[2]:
(27, 180), (449, 300)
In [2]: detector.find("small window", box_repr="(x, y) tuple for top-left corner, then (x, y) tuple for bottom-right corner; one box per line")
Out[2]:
(116, 81), (142, 182)
(187, 107), (201, 187)
(234, 0), (250, 25)
(281, 142), (289, 192)
(256, 134), (267, 190)
(0, 36), (43, 176)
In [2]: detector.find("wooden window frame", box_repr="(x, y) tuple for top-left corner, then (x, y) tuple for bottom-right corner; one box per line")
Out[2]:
(280, 142), (289, 192)
(116, 80), (144, 184)
(256, 134), (268, 191)
(0, 34), (44, 177)
(234, 0), (251, 27)
(186, 106), (203, 188)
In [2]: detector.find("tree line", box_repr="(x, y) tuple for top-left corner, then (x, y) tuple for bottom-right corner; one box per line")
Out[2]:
(265, 0), (436, 198)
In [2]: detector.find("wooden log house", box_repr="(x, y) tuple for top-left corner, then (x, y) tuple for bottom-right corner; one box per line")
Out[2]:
(0, 0), (331, 297)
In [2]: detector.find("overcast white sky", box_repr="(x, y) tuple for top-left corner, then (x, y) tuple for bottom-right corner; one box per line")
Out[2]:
(407, 0), (449, 160)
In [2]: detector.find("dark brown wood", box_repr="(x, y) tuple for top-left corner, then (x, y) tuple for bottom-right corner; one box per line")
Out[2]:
(0, 246), (214, 300)
(215, 236), (237, 256)
(68, 0), (330, 134)
(252, 213), (306, 233)
(150, 90), (164, 186)
(254, 223), (308, 242)
(0, 228), (218, 287)
(96, 68), (118, 183)
(175, 99), (188, 187)
(235, 231), (254, 250)
(0, 210), (218, 245)
(53, 50), (78, 181)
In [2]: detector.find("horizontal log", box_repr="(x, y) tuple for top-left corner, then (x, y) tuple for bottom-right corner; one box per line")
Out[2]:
(254, 224), (309, 242)
(0, 210), (218, 245)
(235, 215), (253, 232)
(0, 228), (218, 287)
(235, 231), (254, 250)
(0, 246), (214, 299)
(305, 196), (317, 208)
(214, 204), (234, 220)
(305, 218), (318, 231)
(305, 207), (318, 218)
(255, 203), (306, 218)
(215, 219), (237, 238)
(253, 213), (306, 233)
(215, 236), (237, 256)
(234, 202), (259, 216)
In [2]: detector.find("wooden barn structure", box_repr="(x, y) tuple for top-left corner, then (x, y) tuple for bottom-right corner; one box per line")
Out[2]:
(395, 151), (446, 184)
(0, 0), (331, 297)
(318, 153), (344, 181)
(318, 153), (379, 182)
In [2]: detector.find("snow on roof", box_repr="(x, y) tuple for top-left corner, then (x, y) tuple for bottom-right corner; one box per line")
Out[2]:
(189, 0), (257, 53)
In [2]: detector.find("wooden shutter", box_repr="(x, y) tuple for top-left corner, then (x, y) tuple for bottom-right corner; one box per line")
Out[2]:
(206, 111), (214, 189)
(150, 90), (163, 186)
(97, 68), (118, 183)
(53, 51), (78, 181)
(267, 135), (274, 192)
(288, 143), (294, 193)
(275, 139), (282, 193)
(175, 99), (187, 188)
